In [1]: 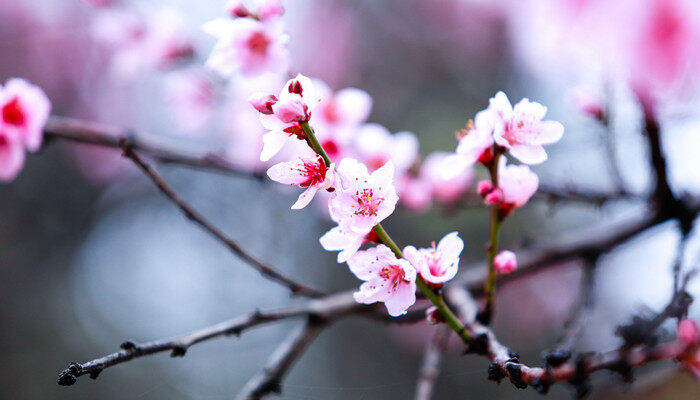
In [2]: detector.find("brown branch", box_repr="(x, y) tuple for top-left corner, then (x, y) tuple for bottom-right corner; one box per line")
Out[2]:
(536, 184), (639, 206)
(414, 325), (451, 400)
(58, 291), (365, 386)
(119, 140), (324, 297)
(235, 317), (325, 400)
(43, 116), (263, 180)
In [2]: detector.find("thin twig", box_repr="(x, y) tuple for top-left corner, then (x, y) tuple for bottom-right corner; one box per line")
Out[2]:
(235, 317), (326, 400)
(43, 116), (264, 180)
(414, 326), (451, 400)
(119, 140), (325, 298)
(555, 256), (598, 353)
(536, 184), (638, 206)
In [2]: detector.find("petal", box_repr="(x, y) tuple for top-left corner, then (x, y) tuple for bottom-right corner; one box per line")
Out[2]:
(266, 159), (307, 185)
(354, 277), (391, 304)
(202, 18), (234, 38)
(350, 214), (376, 234)
(440, 154), (470, 180)
(347, 247), (382, 280)
(437, 232), (464, 265)
(390, 131), (419, 173)
(533, 120), (564, 145)
(0, 133), (25, 182)
(383, 281), (417, 317)
(514, 98), (547, 120)
(291, 186), (318, 209)
(371, 160), (395, 187)
(509, 144), (547, 165)
(259, 113), (286, 130)
(489, 91), (512, 118)
(260, 130), (288, 161)
(335, 88), (372, 125)
(402, 246), (428, 276)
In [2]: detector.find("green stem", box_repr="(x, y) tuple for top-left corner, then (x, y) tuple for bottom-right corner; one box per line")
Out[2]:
(373, 223), (471, 342)
(483, 151), (503, 322)
(300, 121), (331, 166)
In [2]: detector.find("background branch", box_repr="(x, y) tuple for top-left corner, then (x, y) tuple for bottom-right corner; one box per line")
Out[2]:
(414, 326), (451, 400)
(119, 140), (325, 298)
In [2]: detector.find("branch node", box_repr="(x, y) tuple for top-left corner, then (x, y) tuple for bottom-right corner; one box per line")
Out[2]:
(170, 346), (187, 357)
(120, 341), (137, 351)
(57, 362), (82, 386)
(543, 349), (572, 368)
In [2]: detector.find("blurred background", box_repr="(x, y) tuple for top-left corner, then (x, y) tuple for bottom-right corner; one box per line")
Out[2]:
(0, 0), (699, 398)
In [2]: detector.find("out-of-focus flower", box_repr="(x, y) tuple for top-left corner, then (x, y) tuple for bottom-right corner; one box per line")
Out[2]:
(1, 78), (51, 152)
(477, 180), (494, 197)
(398, 174), (433, 212)
(498, 157), (538, 211)
(0, 129), (25, 182)
(202, 17), (289, 77)
(85, 0), (116, 6)
(320, 225), (377, 263)
(251, 74), (321, 161)
(484, 188), (503, 205)
(678, 319), (700, 345)
(92, 8), (194, 79)
(163, 70), (215, 135)
(347, 244), (417, 317)
(329, 158), (398, 234)
(227, 0), (285, 21)
(257, 0), (285, 21)
(267, 155), (335, 209)
(490, 91), (564, 165)
(421, 152), (472, 205)
(248, 92), (277, 114)
(353, 123), (418, 174)
(494, 250), (517, 275)
(571, 86), (605, 120)
(403, 232), (463, 285)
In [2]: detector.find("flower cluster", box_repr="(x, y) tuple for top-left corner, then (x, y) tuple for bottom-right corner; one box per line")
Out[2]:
(0, 79), (50, 182)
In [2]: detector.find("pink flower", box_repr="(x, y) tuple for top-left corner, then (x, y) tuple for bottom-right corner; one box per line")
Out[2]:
(248, 92), (277, 115)
(484, 189), (503, 205)
(678, 319), (700, 345)
(0, 129), (25, 182)
(347, 244), (417, 317)
(252, 74), (321, 161)
(202, 17), (289, 77)
(403, 232), (463, 285)
(490, 91), (564, 165)
(353, 123), (418, 174)
(498, 157), (539, 210)
(477, 180), (495, 197)
(320, 226), (378, 263)
(267, 155), (335, 209)
(163, 70), (215, 135)
(494, 250), (517, 275)
(397, 174), (432, 212)
(257, 0), (285, 21)
(329, 158), (398, 234)
(0, 78), (51, 152)
(443, 110), (496, 179)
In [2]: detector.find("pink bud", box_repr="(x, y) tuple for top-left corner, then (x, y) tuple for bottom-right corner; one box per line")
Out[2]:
(227, 1), (251, 18)
(484, 188), (503, 205)
(248, 93), (277, 115)
(425, 306), (443, 325)
(273, 95), (308, 123)
(678, 319), (700, 345)
(288, 79), (303, 95)
(258, 0), (285, 21)
(477, 180), (494, 197)
(494, 250), (517, 275)
(572, 88), (604, 120)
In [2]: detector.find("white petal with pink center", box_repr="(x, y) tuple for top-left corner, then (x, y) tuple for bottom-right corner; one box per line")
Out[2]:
(403, 232), (463, 285)
(498, 157), (539, 208)
(347, 245), (417, 316)
(267, 155), (335, 209)
(489, 91), (564, 165)
(0, 78), (51, 152)
(329, 158), (398, 234)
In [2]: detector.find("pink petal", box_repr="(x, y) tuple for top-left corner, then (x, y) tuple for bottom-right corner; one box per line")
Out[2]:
(533, 120), (564, 145)
(334, 88), (372, 125)
(383, 281), (417, 317)
(291, 186), (319, 209)
(260, 129), (288, 161)
(266, 159), (308, 185)
(509, 143), (547, 165)
(437, 232), (463, 266)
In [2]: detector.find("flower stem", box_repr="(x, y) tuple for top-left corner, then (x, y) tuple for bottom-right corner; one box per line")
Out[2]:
(482, 151), (503, 324)
(373, 223), (472, 342)
(300, 121), (331, 166)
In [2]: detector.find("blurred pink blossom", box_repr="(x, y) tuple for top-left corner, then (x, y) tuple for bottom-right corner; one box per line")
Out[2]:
(353, 123), (418, 174)
(498, 157), (538, 210)
(163, 70), (216, 135)
(1, 78), (51, 152)
(494, 250), (517, 275)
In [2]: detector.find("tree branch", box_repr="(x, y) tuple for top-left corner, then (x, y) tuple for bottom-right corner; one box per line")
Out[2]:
(119, 139), (325, 298)
(43, 116), (263, 180)
(414, 325), (451, 400)
(536, 183), (639, 206)
(235, 317), (326, 400)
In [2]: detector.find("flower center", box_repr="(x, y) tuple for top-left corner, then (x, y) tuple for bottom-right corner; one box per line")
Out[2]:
(380, 265), (407, 290)
(2, 97), (26, 126)
(354, 187), (383, 216)
(247, 31), (270, 55)
(298, 157), (328, 187)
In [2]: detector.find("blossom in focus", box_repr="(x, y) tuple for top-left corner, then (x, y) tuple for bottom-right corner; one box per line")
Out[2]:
(320, 225), (377, 263)
(251, 74), (321, 161)
(267, 155), (335, 209)
(329, 158), (398, 234)
(494, 250), (517, 275)
(1, 78), (51, 152)
(353, 123), (418, 174)
(403, 232), (463, 285)
(498, 157), (539, 210)
(489, 91), (564, 165)
(202, 17), (289, 77)
(347, 244), (417, 316)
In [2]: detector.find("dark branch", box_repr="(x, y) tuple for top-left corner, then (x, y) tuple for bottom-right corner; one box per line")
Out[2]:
(119, 140), (325, 298)
(536, 184), (639, 206)
(44, 116), (264, 180)
(414, 326), (451, 400)
(235, 317), (326, 400)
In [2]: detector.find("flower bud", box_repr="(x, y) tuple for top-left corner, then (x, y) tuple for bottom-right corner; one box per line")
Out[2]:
(273, 94), (308, 123)
(477, 180), (494, 197)
(484, 188), (503, 205)
(426, 306), (443, 325)
(678, 319), (700, 345)
(248, 93), (278, 115)
(227, 1), (251, 18)
(258, 0), (285, 21)
(494, 250), (517, 275)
